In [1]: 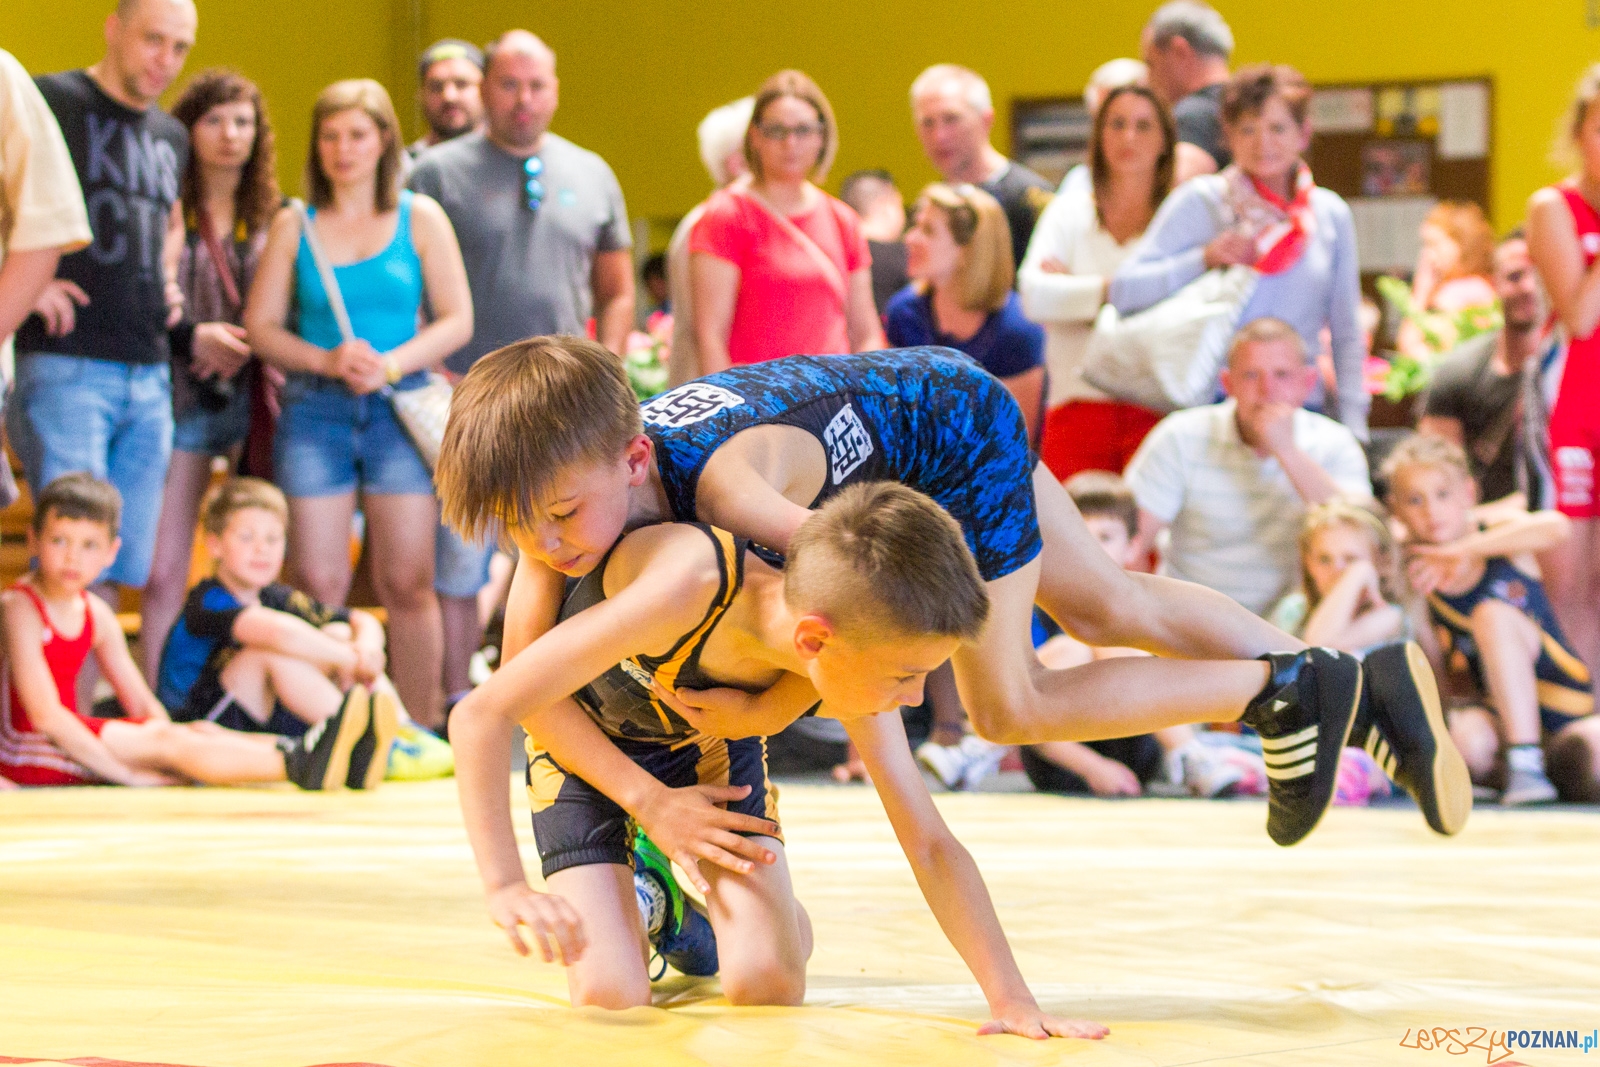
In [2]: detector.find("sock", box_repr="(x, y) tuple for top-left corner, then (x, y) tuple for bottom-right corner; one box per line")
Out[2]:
(1506, 744), (1547, 777)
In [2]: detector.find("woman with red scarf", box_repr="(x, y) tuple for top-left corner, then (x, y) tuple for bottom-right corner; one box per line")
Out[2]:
(1111, 65), (1367, 440)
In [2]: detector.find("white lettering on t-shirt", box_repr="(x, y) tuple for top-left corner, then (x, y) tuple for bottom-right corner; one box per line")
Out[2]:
(823, 403), (874, 484)
(82, 113), (180, 267)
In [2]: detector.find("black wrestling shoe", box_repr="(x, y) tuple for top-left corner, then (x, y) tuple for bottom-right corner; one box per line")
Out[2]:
(1239, 649), (1361, 847)
(1350, 641), (1472, 836)
(345, 687), (400, 791)
(279, 685), (370, 792)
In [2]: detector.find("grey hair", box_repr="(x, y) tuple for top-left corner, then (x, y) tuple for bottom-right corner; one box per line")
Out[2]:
(1146, 1), (1235, 59)
(697, 96), (754, 187)
(910, 64), (992, 114)
(1084, 58), (1148, 114)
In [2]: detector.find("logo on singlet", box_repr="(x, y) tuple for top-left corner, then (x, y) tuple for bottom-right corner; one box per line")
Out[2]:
(641, 383), (746, 427)
(619, 659), (655, 689)
(823, 403), (874, 484)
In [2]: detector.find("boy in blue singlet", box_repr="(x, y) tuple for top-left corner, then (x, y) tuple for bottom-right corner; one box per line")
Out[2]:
(445, 473), (1108, 1039)
(441, 337), (1469, 849)
(1384, 434), (1600, 804)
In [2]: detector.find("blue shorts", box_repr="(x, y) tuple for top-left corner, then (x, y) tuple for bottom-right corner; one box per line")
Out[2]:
(525, 732), (778, 879)
(434, 520), (495, 598)
(172, 384), (251, 455)
(273, 373), (434, 498)
(5, 353), (173, 587)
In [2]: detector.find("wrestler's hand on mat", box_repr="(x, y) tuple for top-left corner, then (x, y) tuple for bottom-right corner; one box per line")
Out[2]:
(1083, 755), (1142, 798)
(633, 783), (779, 892)
(978, 1002), (1109, 1040)
(487, 883), (586, 964)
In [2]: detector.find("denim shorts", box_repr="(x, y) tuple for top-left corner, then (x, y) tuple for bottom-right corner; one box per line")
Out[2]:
(435, 519), (495, 598)
(172, 383), (251, 455)
(5, 353), (173, 587)
(273, 372), (434, 498)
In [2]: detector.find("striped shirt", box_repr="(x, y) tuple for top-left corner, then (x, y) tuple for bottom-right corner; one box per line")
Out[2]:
(1126, 400), (1371, 615)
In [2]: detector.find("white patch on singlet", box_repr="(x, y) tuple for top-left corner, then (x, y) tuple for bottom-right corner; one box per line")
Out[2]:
(640, 383), (746, 427)
(823, 403), (874, 485)
(618, 659), (655, 689)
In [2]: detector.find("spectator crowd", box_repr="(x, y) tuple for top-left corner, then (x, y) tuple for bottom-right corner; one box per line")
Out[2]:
(2, 0), (1598, 808)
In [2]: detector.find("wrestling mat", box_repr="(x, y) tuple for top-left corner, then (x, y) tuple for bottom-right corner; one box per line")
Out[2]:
(2, 778), (1595, 1066)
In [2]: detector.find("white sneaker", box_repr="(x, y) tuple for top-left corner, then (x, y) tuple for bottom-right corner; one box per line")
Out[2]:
(1501, 768), (1558, 806)
(957, 734), (1008, 790)
(915, 740), (966, 790)
(1180, 741), (1249, 798)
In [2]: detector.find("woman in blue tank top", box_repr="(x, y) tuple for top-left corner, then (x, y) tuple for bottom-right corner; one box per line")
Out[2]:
(245, 79), (472, 729)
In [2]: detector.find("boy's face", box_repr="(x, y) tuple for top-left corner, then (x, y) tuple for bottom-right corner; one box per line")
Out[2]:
(513, 437), (652, 577)
(795, 621), (960, 718)
(1388, 464), (1474, 545)
(1303, 523), (1372, 599)
(1082, 514), (1135, 568)
(29, 513), (119, 592)
(207, 508), (286, 590)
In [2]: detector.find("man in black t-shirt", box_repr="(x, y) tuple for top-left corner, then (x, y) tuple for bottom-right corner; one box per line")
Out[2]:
(9, 0), (194, 596)
(1141, 1), (1235, 179)
(910, 64), (1053, 271)
(1419, 235), (1550, 504)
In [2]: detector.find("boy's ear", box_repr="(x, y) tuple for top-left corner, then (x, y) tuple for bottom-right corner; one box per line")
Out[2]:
(793, 614), (835, 661)
(624, 433), (654, 486)
(107, 536), (122, 561)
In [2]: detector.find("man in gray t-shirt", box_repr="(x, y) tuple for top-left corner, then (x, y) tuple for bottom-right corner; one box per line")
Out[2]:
(406, 29), (636, 708)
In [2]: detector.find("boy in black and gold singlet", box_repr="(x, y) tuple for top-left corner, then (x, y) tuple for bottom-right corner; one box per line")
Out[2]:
(445, 475), (1108, 1040)
(1384, 435), (1600, 805)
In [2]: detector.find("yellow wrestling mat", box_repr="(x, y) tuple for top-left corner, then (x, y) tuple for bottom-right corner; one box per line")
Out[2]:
(2, 779), (1596, 1066)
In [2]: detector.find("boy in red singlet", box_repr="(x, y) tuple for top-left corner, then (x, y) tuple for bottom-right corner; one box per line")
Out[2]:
(0, 473), (390, 790)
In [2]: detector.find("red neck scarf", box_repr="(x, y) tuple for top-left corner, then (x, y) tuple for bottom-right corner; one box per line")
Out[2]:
(1223, 162), (1317, 275)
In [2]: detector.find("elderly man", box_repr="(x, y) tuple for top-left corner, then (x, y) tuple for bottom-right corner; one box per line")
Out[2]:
(11, 0), (193, 602)
(407, 29), (635, 713)
(1141, 0), (1235, 179)
(408, 38), (484, 159)
(910, 63), (1052, 269)
(1126, 318), (1372, 616)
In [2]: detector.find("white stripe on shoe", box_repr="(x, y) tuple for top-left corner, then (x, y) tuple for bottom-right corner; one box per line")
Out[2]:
(1260, 724), (1319, 751)
(1262, 741), (1317, 767)
(1265, 759), (1316, 781)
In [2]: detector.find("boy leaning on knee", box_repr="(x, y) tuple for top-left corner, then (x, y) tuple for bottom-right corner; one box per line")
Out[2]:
(0, 473), (389, 790)
(1384, 435), (1600, 804)
(154, 477), (451, 780)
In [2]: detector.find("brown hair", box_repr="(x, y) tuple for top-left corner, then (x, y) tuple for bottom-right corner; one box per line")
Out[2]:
(171, 69), (280, 237)
(1298, 500), (1400, 610)
(914, 183), (1012, 313)
(437, 336), (642, 540)
(1065, 470), (1138, 540)
(1090, 84), (1175, 216)
(1227, 316), (1308, 366)
(1221, 63), (1312, 127)
(786, 482), (989, 642)
(1379, 433), (1473, 489)
(32, 473), (121, 536)
(744, 69), (839, 183)
(1424, 201), (1495, 281)
(305, 79), (403, 212)
(200, 477), (288, 537)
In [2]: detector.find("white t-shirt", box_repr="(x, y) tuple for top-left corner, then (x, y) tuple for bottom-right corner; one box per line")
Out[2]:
(1017, 180), (1138, 407)
(1125, 400), (1372, 615)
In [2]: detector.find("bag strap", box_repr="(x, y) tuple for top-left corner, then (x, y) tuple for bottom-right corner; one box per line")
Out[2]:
(195, 206), (243, 314)
(734, 187), (850, 312)
(290, 198), (355, 345)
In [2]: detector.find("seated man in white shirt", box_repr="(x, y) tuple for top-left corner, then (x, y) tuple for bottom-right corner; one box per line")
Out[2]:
(1126, 317), (1372, 616)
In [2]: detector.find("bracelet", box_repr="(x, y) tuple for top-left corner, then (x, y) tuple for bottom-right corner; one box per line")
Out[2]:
(383, 356), (403, 385)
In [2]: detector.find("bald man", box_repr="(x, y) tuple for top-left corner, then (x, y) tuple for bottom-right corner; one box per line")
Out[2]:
(11, 0), (193, 601)
(407, 29), (635, 711)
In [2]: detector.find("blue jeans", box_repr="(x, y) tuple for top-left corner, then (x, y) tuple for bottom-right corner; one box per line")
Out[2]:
(435, 519), (495, 598)
(6, 353), (174, 587)
(273, 373), (434, 498)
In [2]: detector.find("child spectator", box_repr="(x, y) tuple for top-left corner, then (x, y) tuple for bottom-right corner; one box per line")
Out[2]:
(1269, 501), (1405, 805)
(0, 473), (386, 790)
(1021, 472), (1264, 798)
(1384, 435), (1600, 804)
(156, 477), (450, 779)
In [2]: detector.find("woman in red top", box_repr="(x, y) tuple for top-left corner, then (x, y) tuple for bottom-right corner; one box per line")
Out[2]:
(689, 69), (885, 372)
(1528, 62), (1600, 675)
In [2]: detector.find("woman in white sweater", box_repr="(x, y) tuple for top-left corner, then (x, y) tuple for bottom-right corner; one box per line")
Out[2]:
(1020, 84), (1175, 480)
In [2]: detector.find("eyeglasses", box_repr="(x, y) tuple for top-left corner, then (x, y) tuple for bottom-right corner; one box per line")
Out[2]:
(756, 122), (823, 142)
(523, 156), (544, 211)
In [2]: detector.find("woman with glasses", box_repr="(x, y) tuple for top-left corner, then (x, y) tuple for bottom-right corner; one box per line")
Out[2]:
(245, 79), (472, 729)
(885, 184), (1045, 446)
(690, 69), (885, 371)
(1020, 83), (1174, 481)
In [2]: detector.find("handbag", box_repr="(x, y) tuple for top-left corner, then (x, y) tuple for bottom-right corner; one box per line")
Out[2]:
(1081, 188), (1259, 412)
(291, 199), (452, 470)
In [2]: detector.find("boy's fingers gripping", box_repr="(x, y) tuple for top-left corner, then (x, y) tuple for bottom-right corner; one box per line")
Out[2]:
(1046, 1017), (1110, 1040)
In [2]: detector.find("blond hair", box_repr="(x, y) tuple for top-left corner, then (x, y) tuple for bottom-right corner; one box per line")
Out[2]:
(915, 183), (1012, 313)
(1227, 316), (1308, 366)
(1379, 432), (1473, 490)
(436, 336), (642, 541)
(1299, 500), (1400, 610)
(305, 79), (403, 211)
(745, 70), (838, 183)
(1557, 62), (1600, 170)
(785, 483), (989, 643)
(200, 477), (288, 537)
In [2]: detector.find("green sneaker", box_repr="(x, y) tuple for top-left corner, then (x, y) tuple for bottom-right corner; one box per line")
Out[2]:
(632, 829), (718, 978)
(385, 721), (455, 781)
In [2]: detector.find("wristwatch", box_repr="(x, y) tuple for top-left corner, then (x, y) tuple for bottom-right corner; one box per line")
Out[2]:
(383, 356), (403, 385)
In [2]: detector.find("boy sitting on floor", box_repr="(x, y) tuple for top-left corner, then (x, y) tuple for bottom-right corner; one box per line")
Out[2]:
(442, 417), (1107, 1040)
(0, 473), (390, 790)
(155, 478), (451, 780)
(1384, 435), (1600, 804)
